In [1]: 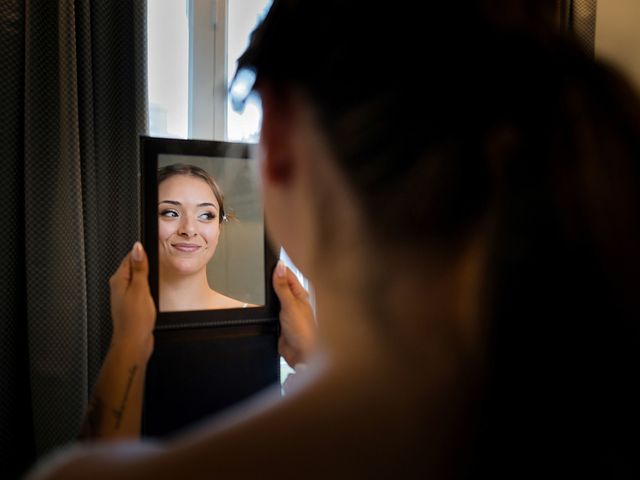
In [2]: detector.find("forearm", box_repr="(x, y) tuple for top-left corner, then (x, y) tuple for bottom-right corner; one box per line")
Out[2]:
(78, 341), (151, 441)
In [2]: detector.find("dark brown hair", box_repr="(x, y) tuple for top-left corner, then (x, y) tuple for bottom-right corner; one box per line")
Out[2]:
(236, 1), (640, 475)
(158, 163), (227, 223)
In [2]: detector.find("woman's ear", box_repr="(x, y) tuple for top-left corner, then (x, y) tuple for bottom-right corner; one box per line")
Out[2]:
(258, 84), (295, 184)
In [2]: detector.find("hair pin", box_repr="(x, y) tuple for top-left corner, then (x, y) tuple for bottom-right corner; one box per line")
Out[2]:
(229, 67), (257, 113)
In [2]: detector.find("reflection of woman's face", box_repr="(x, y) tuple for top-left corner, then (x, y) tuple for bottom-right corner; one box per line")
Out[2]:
(158, 174), (221, 278)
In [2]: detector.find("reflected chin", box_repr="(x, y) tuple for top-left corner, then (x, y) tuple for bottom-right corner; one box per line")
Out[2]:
(161, 258), (205, 277)
(159, 248), (215, 277)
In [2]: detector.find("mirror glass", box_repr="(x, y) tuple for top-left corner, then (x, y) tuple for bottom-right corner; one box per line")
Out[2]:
(157, 152), (264, 312)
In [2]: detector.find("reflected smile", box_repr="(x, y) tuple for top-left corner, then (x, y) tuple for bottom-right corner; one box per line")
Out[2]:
(171, 242), (202, 253)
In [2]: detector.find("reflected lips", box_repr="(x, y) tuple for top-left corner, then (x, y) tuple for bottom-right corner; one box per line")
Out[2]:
(172, 243), (201, 253)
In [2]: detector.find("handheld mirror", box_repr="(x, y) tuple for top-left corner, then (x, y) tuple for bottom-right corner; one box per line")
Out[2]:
(141, 135), (280, 328)
(140, 136), (281, 438)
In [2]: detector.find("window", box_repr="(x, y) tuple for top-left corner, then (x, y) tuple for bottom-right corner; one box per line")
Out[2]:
(147, 1), (189, 138)
(226, 0), (271, 141)
(147, 0), (271, 141)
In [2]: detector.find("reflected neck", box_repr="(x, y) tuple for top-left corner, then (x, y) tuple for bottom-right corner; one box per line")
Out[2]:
(159, 268), (213, 311)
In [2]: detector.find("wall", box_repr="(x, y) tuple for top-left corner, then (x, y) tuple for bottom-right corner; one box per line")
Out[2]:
(595, 0), (640, 90)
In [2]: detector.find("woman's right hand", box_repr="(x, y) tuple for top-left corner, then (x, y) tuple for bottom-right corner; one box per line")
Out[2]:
(272, 261), (317, 367)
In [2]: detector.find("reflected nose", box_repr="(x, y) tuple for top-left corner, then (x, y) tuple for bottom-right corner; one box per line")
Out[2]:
(177, 216), (197, 238)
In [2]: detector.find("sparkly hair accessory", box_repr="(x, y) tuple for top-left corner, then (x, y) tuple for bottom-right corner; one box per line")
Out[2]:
(229, 67), (257, 113)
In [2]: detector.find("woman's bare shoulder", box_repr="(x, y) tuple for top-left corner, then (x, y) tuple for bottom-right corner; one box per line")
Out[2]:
(28, 354), (438, 479)
(210, 290), (255, 309)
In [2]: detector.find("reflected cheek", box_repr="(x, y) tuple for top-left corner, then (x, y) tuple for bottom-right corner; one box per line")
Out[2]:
(158, 221), (175, 249)
(202, 225), (220, 253)
(158, 221), (174, 242)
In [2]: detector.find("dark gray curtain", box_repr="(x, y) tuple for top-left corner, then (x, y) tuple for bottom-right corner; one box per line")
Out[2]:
(557, 0), (597, 53)
(0, 1), (147, 477)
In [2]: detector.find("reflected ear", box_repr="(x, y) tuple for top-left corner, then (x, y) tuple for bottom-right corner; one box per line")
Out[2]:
(259, 84), (294, 184)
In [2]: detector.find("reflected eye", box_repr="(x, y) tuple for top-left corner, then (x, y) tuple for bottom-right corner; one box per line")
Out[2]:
(198, 212), (216, 221)
(160, 209), (179, 218)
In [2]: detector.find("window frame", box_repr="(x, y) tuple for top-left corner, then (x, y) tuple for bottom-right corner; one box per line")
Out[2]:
(187, 0), (228, 140)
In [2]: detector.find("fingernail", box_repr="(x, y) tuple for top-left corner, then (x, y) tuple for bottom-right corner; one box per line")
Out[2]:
(277, 260), (286, 278)
(132, 242), (144, 262)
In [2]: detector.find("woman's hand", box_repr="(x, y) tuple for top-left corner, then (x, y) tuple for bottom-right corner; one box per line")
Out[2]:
(109, 242), (156, 361)
(77, 243), (156, 440)
(273, 261), (317, 367)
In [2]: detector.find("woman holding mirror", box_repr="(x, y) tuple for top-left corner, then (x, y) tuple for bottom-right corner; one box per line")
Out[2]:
(158, 163), (255, 311)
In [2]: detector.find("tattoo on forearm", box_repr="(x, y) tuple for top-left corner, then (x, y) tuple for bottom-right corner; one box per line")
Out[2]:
(112, 364), (139, 429)
(78, 394), (104, 440)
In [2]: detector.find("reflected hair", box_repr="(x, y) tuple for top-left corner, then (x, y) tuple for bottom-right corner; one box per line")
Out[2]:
(158, 164), (228, 223)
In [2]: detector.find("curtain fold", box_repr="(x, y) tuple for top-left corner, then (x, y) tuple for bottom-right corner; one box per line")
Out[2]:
(24, 0), (91, 454)
(1, 0), (147, 476)
(0, 1), (36, 478)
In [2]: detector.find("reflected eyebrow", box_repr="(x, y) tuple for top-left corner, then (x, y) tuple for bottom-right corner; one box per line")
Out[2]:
(197, 202), (218, 210)
(159, 200), (218, 210)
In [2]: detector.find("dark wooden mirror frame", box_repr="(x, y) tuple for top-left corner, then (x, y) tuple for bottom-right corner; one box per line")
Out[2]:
(140, 135), (280, 330)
